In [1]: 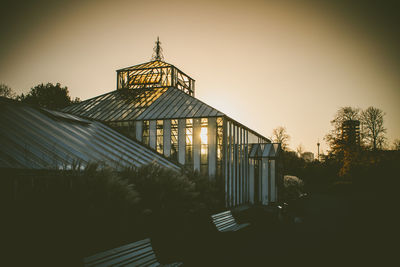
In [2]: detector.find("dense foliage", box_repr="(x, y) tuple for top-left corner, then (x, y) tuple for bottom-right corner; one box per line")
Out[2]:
(17, 82), (80, 109)
(0, 83), (16, 98)
(3, 163), (224, 266)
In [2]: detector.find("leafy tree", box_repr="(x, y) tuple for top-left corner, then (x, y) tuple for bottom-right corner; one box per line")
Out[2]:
(324, 107), (363, 178)
(360, 106), (386, 150)
(271, 126), (290, 150)
(0, 83), (16, 99)
(325, 106), (360, 156)
(18, 82), (80, 109)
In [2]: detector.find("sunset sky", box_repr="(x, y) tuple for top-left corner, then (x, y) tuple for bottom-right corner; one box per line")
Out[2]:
(1, 0), (399, 155)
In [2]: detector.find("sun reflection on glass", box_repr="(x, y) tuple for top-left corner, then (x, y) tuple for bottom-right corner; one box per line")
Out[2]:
(200, 127), (208, 145)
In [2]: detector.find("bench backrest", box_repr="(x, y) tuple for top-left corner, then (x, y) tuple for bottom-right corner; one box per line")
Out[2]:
(211, 210), (237, 232)
(83, 238), (160, 267)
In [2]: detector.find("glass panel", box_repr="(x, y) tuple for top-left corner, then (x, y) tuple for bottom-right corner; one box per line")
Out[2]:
(64, 87), (168, 122)
(142, 120), (149, 146)
(170, 119), (178, 161)
(200, 118), (208, 175)
(248, 131), (259, 144)
(108, 120), (136, 139)
(156, 120), (163, 154)
(185, 119), (193, 166)
(216, 117), (223, 177)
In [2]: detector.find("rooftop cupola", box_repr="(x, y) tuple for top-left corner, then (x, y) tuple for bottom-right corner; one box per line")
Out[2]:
(116, 37), (195, 96)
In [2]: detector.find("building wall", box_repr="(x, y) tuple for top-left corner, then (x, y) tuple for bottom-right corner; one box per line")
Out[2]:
(223, 119), (268, 208)
(135, 118), (221, 176)
(115, 117), (273, 208)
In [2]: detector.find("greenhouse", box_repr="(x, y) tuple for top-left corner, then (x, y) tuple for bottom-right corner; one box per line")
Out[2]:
(63, 56), (282, 207)
(0, 97), (179, 171)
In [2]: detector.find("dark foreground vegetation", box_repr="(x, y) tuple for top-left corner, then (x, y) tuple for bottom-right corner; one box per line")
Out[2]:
(2, 164), (225, 266)
(2, 147), (399, 266)
(277, 146), (400, 266)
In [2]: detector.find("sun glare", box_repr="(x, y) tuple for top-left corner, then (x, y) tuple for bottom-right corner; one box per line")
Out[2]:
(200, 127), (208, 145)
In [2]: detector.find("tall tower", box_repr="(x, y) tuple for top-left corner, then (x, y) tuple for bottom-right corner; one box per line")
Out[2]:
(341, 120), (360, 146)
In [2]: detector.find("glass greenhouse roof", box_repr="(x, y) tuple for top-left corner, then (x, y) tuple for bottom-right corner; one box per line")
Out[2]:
(63, 87), (225, 122)
(116, 60), (195, 96)
(117, 60), (172, 71)
(0, 98), (180, 171)
(62, 87), (168, 122)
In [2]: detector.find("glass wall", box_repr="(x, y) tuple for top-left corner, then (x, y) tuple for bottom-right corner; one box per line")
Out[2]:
(223, 117), (269, 207)
(131, 116), (269, 208)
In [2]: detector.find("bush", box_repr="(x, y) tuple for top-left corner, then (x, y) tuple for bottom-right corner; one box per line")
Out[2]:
(184, 169), (225, 214)
(282, 175), (304, 201)
(119, 164), (225, 263)
(121, 164), (197, 218)
(4, 163), (226, 265)
(4, 164), (140, 266)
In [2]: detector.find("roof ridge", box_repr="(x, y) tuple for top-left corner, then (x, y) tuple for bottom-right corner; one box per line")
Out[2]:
(116, 60), (172, 72)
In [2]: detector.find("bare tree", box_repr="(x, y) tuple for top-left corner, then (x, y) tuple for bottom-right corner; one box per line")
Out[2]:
(392, 139), (400, 151)
(360, 106), (386, 150)
(271, 126), (290, 150)
(296, 144), (305, 157)
(331, 106), (360, 127)
(0, 83), (16, 99)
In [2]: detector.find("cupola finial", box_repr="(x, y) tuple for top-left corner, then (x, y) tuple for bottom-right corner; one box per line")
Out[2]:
(151, 37), (164, 61)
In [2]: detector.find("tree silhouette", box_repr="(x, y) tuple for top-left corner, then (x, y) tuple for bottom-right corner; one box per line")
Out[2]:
(271, 126), (290, 150)
(361, 106), (386, 150)
(0, 83), (16, 99)
(296, 143), (305, 157)
(18, 82), (80, 109)
(325, 106), (360, 156)
(393, 139), (400, 151)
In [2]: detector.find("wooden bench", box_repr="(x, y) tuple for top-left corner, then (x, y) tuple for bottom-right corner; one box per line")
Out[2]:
(211, 210), (250, 232)
(83, 238), (182, 267)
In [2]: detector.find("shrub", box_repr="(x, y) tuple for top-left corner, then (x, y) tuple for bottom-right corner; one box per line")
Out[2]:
(283, 175), (304, 201)
(184, 169), (225, 214)
(4, 164), (140, 266)
(121, 164), (197, 217)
